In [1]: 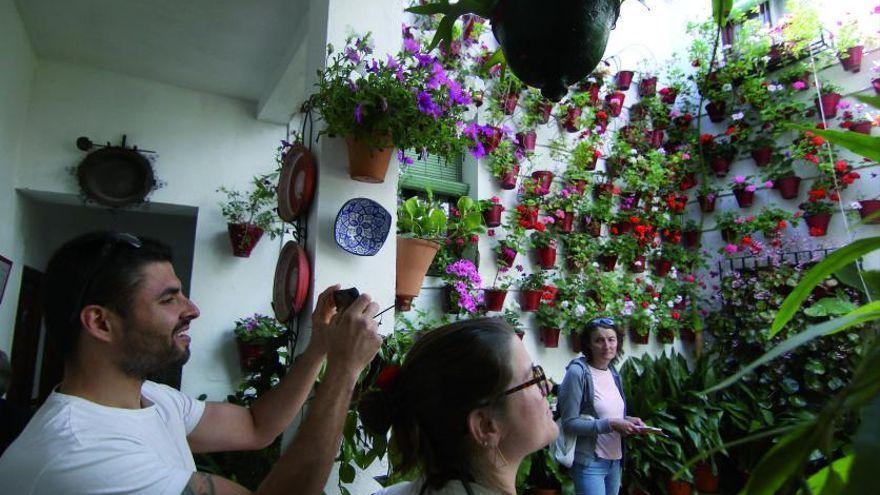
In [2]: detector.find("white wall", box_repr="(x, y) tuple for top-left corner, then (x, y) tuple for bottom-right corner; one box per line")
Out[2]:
(0, 0), (36, 353)
(8, 59), (287, 401)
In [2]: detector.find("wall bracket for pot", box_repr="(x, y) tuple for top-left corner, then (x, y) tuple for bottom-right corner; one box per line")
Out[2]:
(74, 134), (162, 209)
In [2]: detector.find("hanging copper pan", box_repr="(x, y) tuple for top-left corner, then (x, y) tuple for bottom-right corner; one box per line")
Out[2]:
(277, 144), (316, 222)
(272, 241), (311, 322)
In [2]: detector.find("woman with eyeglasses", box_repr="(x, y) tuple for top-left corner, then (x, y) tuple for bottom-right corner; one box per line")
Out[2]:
(366, 317), (557, 495)
(558, 317), (646, 495)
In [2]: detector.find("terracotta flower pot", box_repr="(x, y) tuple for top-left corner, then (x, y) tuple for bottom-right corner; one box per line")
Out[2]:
(695, 462), (720, 493)
(839, 45), (864, 72)
(606, 92), (626, 117)
(629, 328), (648, 344)
(751, 147), (772, 167)
(616, 70), (634, 90)
(228, 223), (264, 258)
(346, 135), (393, 183)
(858, 199), (880, 224)
(532, 171), (554, 192)
(483, 289), (508, 312)
(667, 480), (693, 495)
(536, 244), (557, 269)
(520, 290), (543, 312)
(560, 212), (575, 233)
(537, 102), (554, 123)
(710, 156), (731, 177)
(395, 237), (441, 309)
(236, 339), (267, 371)
(483, 204), (504, 227)
(805, 212), (831, 237)
(698, 195), (717, 213)
(638, 76), (658, 97)
(653, 259), (672, 277)
(629, 255), (646, 273)
(598, 254), (618, 272)
(541, 327), (561, 348)
(775, 175), (801, 200)
(683, 229), (701, 250)
(517, 130), (537, 151)
(563, 107), (582, 133)
(849, 121), (873, 135)
(815, 93), (841, 119)
(500, 163), (520, 190)
(733, 188), (755, 208)
(873, 78), (880, 95)
(501, 92), (520, 114)
(705, 101), (726, 123)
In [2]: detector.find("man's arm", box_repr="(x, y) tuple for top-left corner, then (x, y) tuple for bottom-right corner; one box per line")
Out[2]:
(187, 285), (340, 453)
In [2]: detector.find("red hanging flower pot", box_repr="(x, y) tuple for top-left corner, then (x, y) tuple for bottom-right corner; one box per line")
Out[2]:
(849, 121), (873, 135)
(616, 70), (634, 90)
(858, 199), (880, 224)
(497, 247), (517, 267)
(532, 170), (554, 192)
(520, 290), (543, 311)
(629, 255), (647, 273)
(605, 92), (626, 117)
(638, 76), (657, 97)
(483, 289), (508, 312)
(228, 223), (264, 258)
(563, 107), (582, 133)
(483, 204), (504, 227)
(236, 339), (267, 371)
(705, 101), (726, 123)
(598, 254), (618, 272)
(657, 328), (675, 344)
(815, 93), (841, 119)
(541, 327), (561, 348)
(662, 229), (681, 244)
(733, 187), (755, 208)
(653, 259), (672, 277)
(611, 220), (632, 235)
(694, 462), (719, 494)
(683, 229), (702, 250)
(667, 480), (693, 495)
(570, 179), (588, 194)
(678, 172), (698, 191)
(805, 212), (832, 237)
(559, 212), (575, 233)
(698, 194), (717, 213)
(660, 88), (678, 104)
(648, 129), (665, 149)
(537, 101), (554, 123)
(629, 328), (649, 345)
(536, 243), (558, 269)
(839, 45), (864, 72)
(499, 163), (520, 190)
(517, 130), (537, 150)
(593, 182), (614, 199)
(710, 156), (731, 177)
(582, 83), (600, 105)
(774, 175), (801, 199)
(501, 92), (520, 114)
(751, 147), (772, 167)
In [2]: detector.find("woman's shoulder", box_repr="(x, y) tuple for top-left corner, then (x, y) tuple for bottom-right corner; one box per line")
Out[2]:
(564, 356), (588, 375)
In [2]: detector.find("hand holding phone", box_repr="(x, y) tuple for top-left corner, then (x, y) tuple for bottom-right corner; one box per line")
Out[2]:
(638, 425), (665, 436)
(333, 287), (360, 313)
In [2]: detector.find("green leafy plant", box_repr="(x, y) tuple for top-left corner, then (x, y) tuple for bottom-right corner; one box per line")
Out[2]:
(217, 173), (285, 239)
(397, 194), (448, 238)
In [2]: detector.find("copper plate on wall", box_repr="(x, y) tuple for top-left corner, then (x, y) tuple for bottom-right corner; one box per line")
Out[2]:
(76, 147), (155, 208)
(272, 242), (311, 322)
(277, 144), (316, 222)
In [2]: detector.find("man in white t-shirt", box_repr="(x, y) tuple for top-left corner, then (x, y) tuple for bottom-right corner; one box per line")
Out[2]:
(0, 232), (382, 495)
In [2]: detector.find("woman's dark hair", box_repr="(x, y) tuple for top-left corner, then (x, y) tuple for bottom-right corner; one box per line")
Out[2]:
(578, 318), (625, 366)
(361, 317), (516, 491)
(43, 231), (173, 361)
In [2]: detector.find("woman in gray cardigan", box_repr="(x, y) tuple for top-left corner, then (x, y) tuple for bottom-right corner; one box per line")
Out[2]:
(558, 317), (645, 495)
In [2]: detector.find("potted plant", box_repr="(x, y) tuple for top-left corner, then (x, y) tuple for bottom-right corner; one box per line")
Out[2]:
(233, 314), (288, 371)
(571, 139), (603, 171)
(700, 133), (737, 177)
(312, 35), (469, 183)
(748, 133), (776, 167)
(479, 196), (504, 228)
(763, 158), (801, 200)
(483, 267), (515, 312)
(218, 174), (284, 258)
(502, 308), (526, 340)
(518, 270), (547, 312)
(838, 100), (876, 135)
(495, 235), (522, 269)
(814, 81), (843, 119)
(682, 219), (702, 250)
(519, 89), (554, 126)
(854, 196), (880, 224)
(488, 138), (521, 190)
(441, 259), (484, 314)
(800, 200), (835, 237)
(835, 18), (865, 72)
(396, 194), (447, 310)
(730, 175), (758, 208)
(491, 70), (525, 116)
(696, 182), (720, 213)
(530, 228), (558, 269)
(564, 233), (598, 272)
(535, 301), (564, 348)
(596, 236), (630, 272)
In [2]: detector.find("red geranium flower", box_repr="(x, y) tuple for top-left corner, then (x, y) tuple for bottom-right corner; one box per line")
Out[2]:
(376, 365), (401, 392)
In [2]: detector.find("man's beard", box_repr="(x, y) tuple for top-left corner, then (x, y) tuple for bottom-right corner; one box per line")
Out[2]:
(117, 319), (191, 379)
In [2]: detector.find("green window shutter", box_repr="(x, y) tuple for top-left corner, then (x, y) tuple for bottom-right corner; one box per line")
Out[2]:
(400, 152), (469, 197)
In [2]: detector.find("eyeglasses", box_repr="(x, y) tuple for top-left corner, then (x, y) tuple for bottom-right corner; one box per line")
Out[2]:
(69, 233), (142, 324)
(588, 317), (616, 328)
(503, 365), (550, 397)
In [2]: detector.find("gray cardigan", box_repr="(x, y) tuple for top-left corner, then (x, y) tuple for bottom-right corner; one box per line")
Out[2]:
(558, 356), (626, 466)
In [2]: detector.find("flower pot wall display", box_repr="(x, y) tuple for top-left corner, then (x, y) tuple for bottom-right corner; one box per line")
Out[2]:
(228, 223), (264, 258)
(346, 136), (393, 183)
(396, 237), (441, 310)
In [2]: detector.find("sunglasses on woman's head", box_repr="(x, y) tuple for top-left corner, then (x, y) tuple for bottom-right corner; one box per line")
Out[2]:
(503, 365), (550, 397)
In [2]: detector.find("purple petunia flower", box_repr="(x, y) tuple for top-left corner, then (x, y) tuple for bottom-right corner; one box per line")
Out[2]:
(397, 149), (413, 166)
(414, 52), (435, 67)
(345, 46), (360, 64)
(354, 104), (363, 124)
(403, 37), (420, 54)
(417, 91), (441, 119)
(446, 79), (471, 106)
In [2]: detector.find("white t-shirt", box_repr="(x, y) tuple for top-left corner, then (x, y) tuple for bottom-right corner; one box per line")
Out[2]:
(377, 480), (500, 495)
(588, 364), (624, 460)
(0, 380), (206, 495)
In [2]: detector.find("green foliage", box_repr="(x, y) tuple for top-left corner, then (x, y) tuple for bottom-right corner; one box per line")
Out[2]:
(217, 173), (284, 239)
(397, 194), (448, 238)
(233, 314), (288, 342)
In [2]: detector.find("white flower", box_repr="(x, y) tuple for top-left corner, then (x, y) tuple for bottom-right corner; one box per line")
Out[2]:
(767, 84), (779, 92)
(561, 300), (570, 308)
(667, 301), (675, 308)
(592, 262), (600, 268)
(674, 295), (683, 303)
(731, 112), (744, 121)
(722, 83), (732, 92)
(575, 304), (586, 316)
(634, 260), (644, 267)
(851, 201), (863, 209)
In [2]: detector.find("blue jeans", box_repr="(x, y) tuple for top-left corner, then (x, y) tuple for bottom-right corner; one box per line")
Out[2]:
(571, 458), (622, 495)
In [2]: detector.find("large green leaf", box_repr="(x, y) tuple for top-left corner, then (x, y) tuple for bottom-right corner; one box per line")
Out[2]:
(706, 303), (880, 393)
(804, 297), (857, 317)
(405, 0), (496, 51)
(788, 125), (880, 163)
(806, 455), (851, 495)
(713, 0), (733, 27)
(770, 237), (880, 337)
(745, 423), (819, 495)
(843, 394), (880, 495)
(834, 263), (880, 300)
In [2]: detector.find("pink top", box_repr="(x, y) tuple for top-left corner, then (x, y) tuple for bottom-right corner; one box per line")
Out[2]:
(589, 364), (624, 460)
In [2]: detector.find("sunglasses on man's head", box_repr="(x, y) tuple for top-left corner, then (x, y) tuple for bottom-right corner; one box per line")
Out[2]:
(69, 233), (142, 324)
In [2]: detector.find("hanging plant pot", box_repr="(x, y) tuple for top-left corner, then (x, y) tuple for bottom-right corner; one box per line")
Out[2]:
(598, 254), (618, 272)
(698, 195), (717, 213)
(610, 220), (632, 235)
(584, 217), (602, 237)
(647, 129), (664, 149)
(483, 289), (508, 312)
(605, 92), (626, 117)
(570, 179), (588, 194)
(775, 175), (801, 199)
(540, 327), (561, 348)
(536, 243), (558, 269)
(483, 126), (503, 153)
(709, 156), (732, 177)
(615, 70), (634, 90)
(751, 147), (772, 167)
(629, 328), (649, 345)
(537, 101), (554, 123)
(733, 188), (755, 208)
(815, 93), (842, 119)
(705, 101), (726, 123)
(346, 135), (393, 183)
(638, 76), (657, 97)
(520, 289), (543, 311)
(501, 92), (520, 114)
(653, 259), (672, 277)
(629, 255), (646, 273)
(485, 0), (623, 101)
(657, 328), (674, 344)
(873, 78), (880, 95)
(858, 200), (880, 224)
(497, 247), (518, 267)
(483, 204), (504, 227)
(228, 223), (264, 258)
(560, 211), (575, 233)
(593, 182), (614, 199)
(532, 170), (555, 192)
(678, 172), (698, 191)
(500, 163), (520, 190)
(695, 462), (719, 493)
(805, 213), (831, 237)
(236, 338), (269, 372)
(839, 45), (864, 72)
(667, 480), (693, 495)
(683, 229), (702, 250)
(849, 121), (873, 135)
(516, 130), (537, 150)
(660, 88), (678, 104)
(661, 229), (681, 244)
(563, 107), (582, 133)
(395, 237), (441, 311)
(441, 285), (460, 314)
(583, 83), (600, 104)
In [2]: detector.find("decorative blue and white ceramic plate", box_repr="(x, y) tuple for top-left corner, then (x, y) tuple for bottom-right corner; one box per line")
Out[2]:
(334, 198), (392, 256)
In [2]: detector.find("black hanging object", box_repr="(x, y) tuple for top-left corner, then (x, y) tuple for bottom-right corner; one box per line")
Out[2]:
(75, 134), (157, 208)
